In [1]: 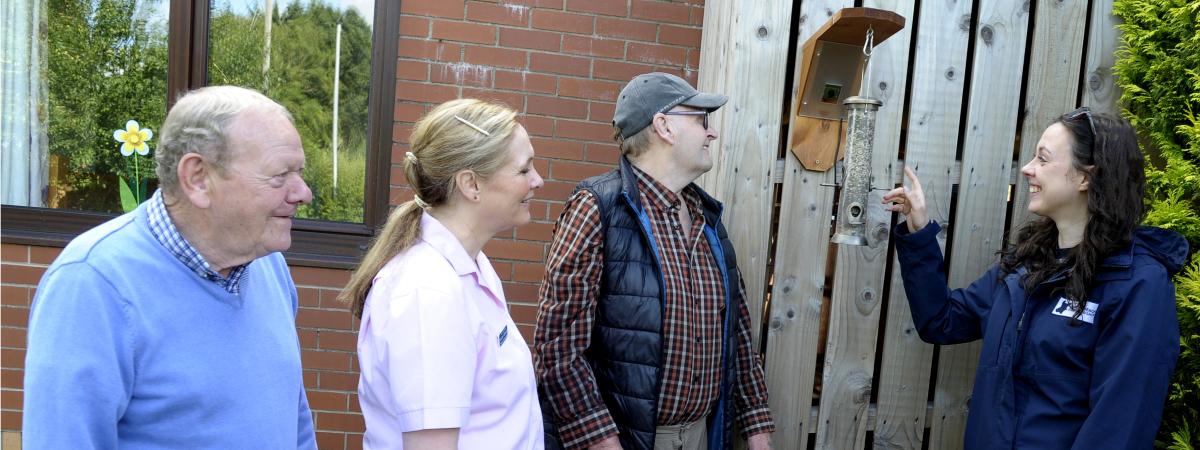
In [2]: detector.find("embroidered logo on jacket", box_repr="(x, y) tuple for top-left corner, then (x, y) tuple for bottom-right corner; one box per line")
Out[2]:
(1051, 297), (1098, 324)
(498, 325), (509, 347)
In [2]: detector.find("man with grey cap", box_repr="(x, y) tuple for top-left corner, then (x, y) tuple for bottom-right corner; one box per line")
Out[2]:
(536, 72), (775, 450)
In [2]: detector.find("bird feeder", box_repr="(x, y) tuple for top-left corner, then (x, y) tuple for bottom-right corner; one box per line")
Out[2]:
(787, 7), (904, 246)
(832, 95), (882, 245)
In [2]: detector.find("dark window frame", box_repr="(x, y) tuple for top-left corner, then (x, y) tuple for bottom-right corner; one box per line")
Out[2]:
(1, 0), (399, 269)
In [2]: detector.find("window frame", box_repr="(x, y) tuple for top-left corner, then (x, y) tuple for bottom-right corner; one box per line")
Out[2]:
(1, 0), (398, 269)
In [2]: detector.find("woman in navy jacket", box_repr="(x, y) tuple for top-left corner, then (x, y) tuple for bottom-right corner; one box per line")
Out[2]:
(883, 108), (1187, 450)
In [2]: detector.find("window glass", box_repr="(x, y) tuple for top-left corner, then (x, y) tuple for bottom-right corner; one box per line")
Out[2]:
(3, 0), (170, 212)
(208, 0), (373, 223)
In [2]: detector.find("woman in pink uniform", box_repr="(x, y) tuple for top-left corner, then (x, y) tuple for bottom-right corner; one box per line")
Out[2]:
(340, 99), (545, 449)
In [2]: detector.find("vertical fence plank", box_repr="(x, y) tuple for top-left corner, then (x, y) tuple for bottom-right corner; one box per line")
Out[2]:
(696, 0), (796, 347)
(812, 1), (915, 449)
(873, 0), (975, 447)
(928, 0), (1031, 448)
(764, 2), (854, 448)
(1009, 0), (1088, 236)
(1081, 0), (1122, 114)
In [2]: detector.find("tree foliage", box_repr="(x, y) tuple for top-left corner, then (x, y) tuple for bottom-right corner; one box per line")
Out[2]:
(1112, 1), (1200, 448)
(47, 0), (168, 211)
(47, 0), (371, 222)
(208, 0), (371, 222)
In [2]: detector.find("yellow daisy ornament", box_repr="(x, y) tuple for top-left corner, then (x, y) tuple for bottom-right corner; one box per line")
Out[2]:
(113, 120), (153, 156)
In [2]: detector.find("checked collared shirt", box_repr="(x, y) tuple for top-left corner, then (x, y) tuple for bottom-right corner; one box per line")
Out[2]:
(536, 165), (774, 449)
(146, 190), (248, 294)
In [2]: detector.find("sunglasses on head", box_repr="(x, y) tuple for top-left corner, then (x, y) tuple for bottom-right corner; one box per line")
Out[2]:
(1065, 106), (1097, 138)
(662, 110), (710, 130)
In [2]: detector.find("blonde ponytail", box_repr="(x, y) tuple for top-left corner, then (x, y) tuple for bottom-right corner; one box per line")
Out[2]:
(338, 200), (424, 317)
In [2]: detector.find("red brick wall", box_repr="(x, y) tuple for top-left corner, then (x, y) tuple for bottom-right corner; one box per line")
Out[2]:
(0, 0), (705, 447)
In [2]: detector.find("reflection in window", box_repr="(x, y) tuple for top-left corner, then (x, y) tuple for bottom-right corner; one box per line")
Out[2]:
(209, 0), (372, 223)
(2, 0), (169, 212)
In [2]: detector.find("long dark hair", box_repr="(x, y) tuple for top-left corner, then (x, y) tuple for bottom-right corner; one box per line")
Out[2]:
(1000, 109), (1145, 317)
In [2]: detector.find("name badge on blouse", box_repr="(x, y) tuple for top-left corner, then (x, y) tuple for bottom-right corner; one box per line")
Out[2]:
(1051, 297), (1098, 324)
(498, 325), (509, 347)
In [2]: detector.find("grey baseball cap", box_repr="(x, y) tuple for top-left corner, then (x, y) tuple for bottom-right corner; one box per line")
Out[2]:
(613, 72), (728, 140)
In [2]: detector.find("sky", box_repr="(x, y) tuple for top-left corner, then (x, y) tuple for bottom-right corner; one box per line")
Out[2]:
(224, 0), (376, 25)
(145, 0), (374, 29)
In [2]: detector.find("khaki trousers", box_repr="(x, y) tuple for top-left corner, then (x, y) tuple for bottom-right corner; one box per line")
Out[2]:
(653, 419), (707, 450)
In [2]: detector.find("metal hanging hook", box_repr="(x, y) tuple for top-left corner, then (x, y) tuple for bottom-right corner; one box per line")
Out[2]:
(862, 26), (875, 57)
(859, 26), (876, 98)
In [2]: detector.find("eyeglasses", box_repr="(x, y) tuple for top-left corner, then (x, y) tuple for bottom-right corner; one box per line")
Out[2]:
(1065, 106), (1097, 139)
(662, 110), (710, 130)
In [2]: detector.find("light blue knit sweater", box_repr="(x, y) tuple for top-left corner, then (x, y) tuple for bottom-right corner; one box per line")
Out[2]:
(22, 203), (316, 449)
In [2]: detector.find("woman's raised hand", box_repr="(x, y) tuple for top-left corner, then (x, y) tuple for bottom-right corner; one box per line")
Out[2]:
(883, 166), (929, 233)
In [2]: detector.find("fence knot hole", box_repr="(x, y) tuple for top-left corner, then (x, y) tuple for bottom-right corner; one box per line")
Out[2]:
(980, 25), (995, 46)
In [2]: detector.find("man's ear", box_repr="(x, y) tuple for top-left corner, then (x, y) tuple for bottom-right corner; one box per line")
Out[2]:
(650, 114), (675, 146)
(453, 169), (481, 202)
(176, 153), (213, 209)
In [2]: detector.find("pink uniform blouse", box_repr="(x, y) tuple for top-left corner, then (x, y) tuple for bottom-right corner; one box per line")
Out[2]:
(356, 212), (543, 449)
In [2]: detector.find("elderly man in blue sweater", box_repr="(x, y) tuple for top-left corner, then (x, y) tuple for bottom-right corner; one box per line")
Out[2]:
(23, 86), (317, 449)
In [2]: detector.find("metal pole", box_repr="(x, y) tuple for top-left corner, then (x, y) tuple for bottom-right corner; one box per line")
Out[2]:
(262, 0), (272, 93)
(332, 22), (341, 193)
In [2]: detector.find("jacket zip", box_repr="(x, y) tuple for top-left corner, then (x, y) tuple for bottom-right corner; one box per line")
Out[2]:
(1009, 293), (1031, 450)
(1009, 273), (1063, 450)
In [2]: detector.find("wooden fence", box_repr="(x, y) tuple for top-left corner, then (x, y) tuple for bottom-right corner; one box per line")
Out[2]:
(696, 0), (1121, 448)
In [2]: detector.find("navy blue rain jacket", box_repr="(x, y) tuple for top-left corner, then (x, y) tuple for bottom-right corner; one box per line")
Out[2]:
(893, 221), (1187, 450)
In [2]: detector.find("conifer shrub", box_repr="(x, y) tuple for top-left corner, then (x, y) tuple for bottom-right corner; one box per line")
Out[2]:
(1112, 1), (1200, 447)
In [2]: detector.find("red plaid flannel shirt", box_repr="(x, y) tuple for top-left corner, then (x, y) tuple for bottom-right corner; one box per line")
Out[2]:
(535, 166), (774, 449)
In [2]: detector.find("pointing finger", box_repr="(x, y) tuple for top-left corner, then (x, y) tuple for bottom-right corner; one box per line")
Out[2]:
(903, 165), (923, 193)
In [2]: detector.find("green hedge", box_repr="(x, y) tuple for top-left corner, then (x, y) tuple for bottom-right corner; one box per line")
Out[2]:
(1112, 1), (1200, 448)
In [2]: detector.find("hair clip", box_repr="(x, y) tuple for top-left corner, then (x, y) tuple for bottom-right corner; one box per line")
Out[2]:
(454, 115), (491, 136)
